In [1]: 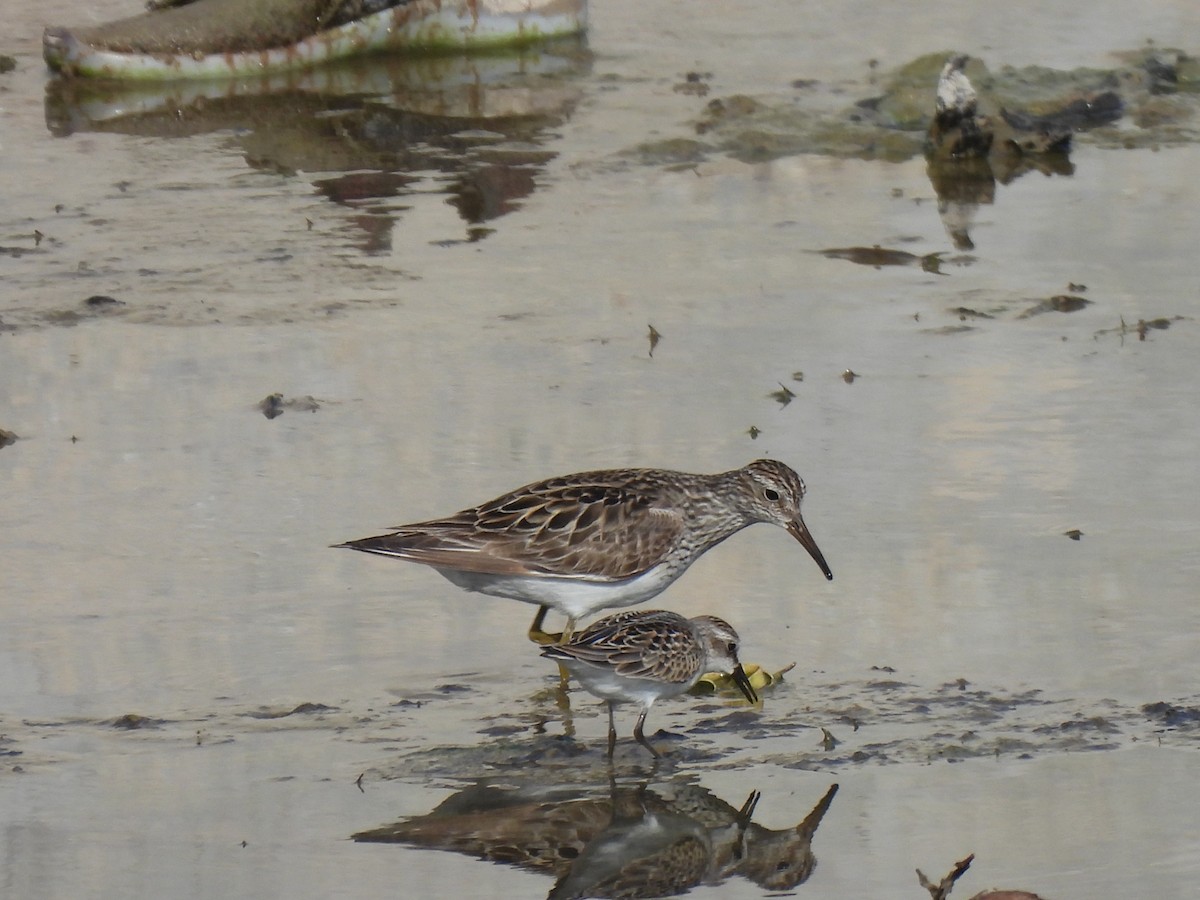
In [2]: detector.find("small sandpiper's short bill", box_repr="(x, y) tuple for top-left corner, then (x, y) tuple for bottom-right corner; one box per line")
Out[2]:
(541, 609), (757, 757)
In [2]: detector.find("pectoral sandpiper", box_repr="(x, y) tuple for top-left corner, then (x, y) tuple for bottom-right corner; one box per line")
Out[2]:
(335, 459), (832, 643)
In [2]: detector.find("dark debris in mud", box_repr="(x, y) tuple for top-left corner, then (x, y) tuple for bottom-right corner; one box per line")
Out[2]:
(950, 307), (994, 320)
(922, 325), (976, 336)
(690, 708), (763, 734)
(9, 294), (135, 329)
(916, 294), (1192, 339)
(84, 294), (125, 309)
(673, 71), (712, 97)
(435, 683), (476, 695)
(244, 702), (339, 719)
(339, 675), (1200, 784)
(1093, 314), (1188, 343)
(647, 323), (662, 357)
(0, 731), (23, 759)
(109, 713), (165, 729)
(818, 245), (952, 274)
(0, 244), (47, 258)
(749, 679), (1174, 769)
(6, 680), (1199, 779)
(769, 383), (796, 407)
(258, 393), (321, 419)
(1143, 700), (1200, 729)
(1017, 294), (1091, 317)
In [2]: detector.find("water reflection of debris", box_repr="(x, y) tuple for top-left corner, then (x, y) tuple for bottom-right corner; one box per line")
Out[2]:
(354, 775), (838, 898)
(925, 54), (1122, 250)
(257, 393), (321, 419)
(769, 382), (795, 407)
(926, 54), (1120, 161)
(43, 46), (589, 249)
(647, 324), (662, 357)
(1016, 295), (1091, 318)
(1093, 315), (1184, 344)
(918, 853), (1050, 900)
(817, 246), (953, 274)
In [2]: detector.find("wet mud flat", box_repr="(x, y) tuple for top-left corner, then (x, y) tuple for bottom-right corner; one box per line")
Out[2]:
(4, 0), (1200, 897)
(7, 669), (1198, 774)
(2, 670), (1197, 897)
(2, 43), (1199, 329)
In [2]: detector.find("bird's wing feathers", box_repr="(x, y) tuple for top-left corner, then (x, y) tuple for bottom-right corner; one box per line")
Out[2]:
(546, 611), (700, 683)
(351, 479), (686, 581)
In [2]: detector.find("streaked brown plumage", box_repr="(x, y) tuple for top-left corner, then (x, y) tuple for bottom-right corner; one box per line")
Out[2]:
(336, 459), (832, 641)
(542, 610), (757, 757)
(354, 779), (839, 897)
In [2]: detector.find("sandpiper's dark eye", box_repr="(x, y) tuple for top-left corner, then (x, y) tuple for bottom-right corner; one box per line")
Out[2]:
(764, 488), (780, 501)
(727, 642), (737, 654)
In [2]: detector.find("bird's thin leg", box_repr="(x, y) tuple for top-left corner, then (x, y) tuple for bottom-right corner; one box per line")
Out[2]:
(606, 702), (617, 758)
(556, 684), (575, 737)
(527, 605), (565, 645)
(633, 706), (661, 759)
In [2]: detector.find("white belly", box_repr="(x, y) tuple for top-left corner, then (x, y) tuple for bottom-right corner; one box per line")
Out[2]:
(566, 662), (691, 705)
(436, 562), (682, 621)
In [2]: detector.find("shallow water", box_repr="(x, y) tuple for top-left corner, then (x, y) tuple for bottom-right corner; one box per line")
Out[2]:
(3, 1), (1200, 898)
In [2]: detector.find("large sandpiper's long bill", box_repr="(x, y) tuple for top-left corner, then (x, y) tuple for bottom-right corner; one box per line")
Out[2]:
(44, 0), (588, 81)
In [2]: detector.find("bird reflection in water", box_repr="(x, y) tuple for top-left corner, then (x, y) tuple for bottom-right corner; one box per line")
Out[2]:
(353, 774), (838, 897)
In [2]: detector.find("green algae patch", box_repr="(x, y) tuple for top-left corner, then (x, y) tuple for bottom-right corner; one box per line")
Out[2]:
(672, 49), (1200, 169)
(628, 137), (714, 167)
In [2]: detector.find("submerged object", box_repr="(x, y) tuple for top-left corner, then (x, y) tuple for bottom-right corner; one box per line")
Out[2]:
(926, 55), (995, 159)
(44, 0), (588, 80)
(926, 53), (1119, 162)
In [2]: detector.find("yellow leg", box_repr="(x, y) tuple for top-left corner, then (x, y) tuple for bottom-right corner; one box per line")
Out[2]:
(557, 660), (571, 692)
(527, 605), (563, 644)
(529, 607), (580, 707)
(527, 606), (578, 645)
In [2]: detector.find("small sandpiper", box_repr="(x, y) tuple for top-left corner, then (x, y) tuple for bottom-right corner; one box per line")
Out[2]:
(540, 609), (757, 757)
(335, 459), (832, 643)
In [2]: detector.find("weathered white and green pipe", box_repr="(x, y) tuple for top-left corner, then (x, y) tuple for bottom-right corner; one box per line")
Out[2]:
(44, 0), (587, 80)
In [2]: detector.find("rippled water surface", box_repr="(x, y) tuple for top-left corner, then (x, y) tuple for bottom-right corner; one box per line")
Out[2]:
(3, 1), (1200, 898)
